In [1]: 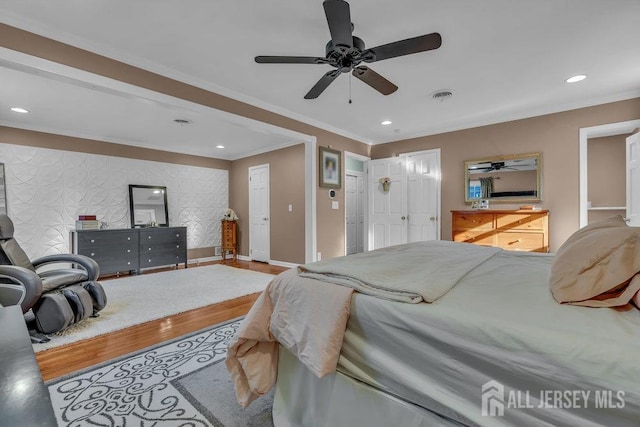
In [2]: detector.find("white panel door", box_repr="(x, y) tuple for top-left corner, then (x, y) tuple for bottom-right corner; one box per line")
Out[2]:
(627, 132), (640, 226)
(368, 157), (407, 250)
(406, 151), (440, 242)
(346, 174), (358, 255)
(356, 174), (365, 253)
(346, 173), (366, 255)
(249, 164), (270, 262)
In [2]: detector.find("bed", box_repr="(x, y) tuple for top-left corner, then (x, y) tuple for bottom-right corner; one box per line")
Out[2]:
(227, 217), (640, 426)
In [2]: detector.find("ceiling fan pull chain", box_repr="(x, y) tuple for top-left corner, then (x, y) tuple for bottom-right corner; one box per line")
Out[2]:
(348, 73), (352, 104)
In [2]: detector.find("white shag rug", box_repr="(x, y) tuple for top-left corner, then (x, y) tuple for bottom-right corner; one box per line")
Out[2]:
(34, 264), (274, 352)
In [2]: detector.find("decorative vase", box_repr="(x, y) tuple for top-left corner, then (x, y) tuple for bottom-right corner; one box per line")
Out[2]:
(382, 182), (390, 192)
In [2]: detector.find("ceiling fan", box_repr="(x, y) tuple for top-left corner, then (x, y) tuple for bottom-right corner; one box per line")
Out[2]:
(479, 162), (519, 172)
(254, 0), (442, 99)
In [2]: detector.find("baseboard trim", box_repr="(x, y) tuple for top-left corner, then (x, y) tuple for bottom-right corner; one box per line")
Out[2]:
(268, 260), (299, 269)
(187, 256), (221, 265)
(189, 254), (298, 269)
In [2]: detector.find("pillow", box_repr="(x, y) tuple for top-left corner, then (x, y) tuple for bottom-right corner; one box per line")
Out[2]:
(550, 216), (640, 307)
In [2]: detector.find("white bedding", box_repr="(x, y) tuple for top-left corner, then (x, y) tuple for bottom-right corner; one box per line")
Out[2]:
(336, 250), (640, 426)
(299, 240), (501, 303)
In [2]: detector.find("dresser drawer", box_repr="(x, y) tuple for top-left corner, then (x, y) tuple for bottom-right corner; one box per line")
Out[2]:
(496, 213), (546, 231)
(140, 252), (187, 268)
(453, 213), (494, 231)
(77, 230), (138, 248)
(140, 241), (185, 254)
(139, 228), (186, 244)
(453, 231), (495, 246)
(496, 232), (546, 252)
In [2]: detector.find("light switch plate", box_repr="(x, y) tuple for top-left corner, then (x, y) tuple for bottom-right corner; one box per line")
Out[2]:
(331, 201), (339, 209)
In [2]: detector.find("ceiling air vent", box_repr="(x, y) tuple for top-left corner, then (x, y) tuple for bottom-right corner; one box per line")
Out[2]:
(432, 90), (453, 102)
(173, 119), (191, 125)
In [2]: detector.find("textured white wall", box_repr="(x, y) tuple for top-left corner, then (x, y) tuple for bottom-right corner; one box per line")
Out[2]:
(0, 142), (228, 259)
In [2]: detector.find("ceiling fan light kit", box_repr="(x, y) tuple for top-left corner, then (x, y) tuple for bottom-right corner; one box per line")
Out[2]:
(255, 0), (442, 99)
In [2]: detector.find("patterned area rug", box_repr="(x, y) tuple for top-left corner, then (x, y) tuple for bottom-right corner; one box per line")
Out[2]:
(47, 319), (274, 426)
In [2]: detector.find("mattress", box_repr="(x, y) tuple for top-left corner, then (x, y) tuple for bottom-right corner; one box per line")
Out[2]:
(333, 251), (640, 426)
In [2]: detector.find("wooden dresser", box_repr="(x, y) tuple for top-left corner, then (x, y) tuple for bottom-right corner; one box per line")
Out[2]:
(221, 220), (237, 261)
(451, 210), (549, 252)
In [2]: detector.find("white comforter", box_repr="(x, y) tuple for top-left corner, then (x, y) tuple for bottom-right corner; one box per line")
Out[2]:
(227, 241), (499, 407)
(299, 241), (501, 303)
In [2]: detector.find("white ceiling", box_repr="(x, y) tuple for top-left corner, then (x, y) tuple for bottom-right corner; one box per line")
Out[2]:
(0, 0), (639, 160)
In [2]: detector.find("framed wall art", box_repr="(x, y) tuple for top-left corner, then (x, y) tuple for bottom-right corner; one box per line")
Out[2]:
(319, 146), (341, 189)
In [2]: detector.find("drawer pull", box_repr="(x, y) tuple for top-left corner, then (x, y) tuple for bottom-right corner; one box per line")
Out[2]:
(127, 261), (131, 265)
(176, 234), (180, 237)
(90, 252), (95, 256)
(127, 249), (131, 253)
(176, 245), (180, 248)
(148, 259), (152, 263)
(509, 239), (521, 245)
(91, 239), (95, 243)
(148, 248), (152, 251)
(148, 236), (152, 239)
(127, 237), (131, 241)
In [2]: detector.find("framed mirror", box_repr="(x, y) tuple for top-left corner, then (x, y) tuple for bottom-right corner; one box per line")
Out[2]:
(0, 163), (6, 215)
(128, 185), (169, 227)
(465, 153), (542, 203)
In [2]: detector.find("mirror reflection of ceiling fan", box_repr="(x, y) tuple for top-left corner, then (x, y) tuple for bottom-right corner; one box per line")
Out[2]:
(469, 158), (538, 173)
(254, 0), (442, 99)
(478, 162), (519, 172)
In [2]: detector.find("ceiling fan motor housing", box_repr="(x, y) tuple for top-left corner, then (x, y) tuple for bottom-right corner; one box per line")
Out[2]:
(326, 36), (370, 72)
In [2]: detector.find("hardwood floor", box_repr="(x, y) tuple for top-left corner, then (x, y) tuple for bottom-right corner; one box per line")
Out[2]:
(36, 259), (288, 382)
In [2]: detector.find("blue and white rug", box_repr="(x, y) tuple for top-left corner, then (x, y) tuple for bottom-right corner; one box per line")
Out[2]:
(47, 319), (274, 426)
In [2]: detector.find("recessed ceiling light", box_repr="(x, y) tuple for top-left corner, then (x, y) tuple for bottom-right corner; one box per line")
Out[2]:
(566, 74), (587, 83)
(216, 145), (225, 149)
(381, 120), (392, 126)
(10, 107), (28, 113)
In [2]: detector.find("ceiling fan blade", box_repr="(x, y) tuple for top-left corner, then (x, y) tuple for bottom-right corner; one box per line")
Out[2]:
(363, 32), (442, 63)
(352, 66), (398, 95)
(305, 69), (341, 99)
(255, 56), (329, 65)
(323, 0), (353, 50)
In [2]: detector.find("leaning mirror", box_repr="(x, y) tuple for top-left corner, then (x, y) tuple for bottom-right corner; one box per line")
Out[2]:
(128, 185), (169, 227)
(465, 153), (542, 203)
(0, 163), (6, 215)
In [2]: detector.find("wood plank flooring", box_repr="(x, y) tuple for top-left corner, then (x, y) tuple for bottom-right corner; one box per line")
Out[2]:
(36, 260), (288, 382)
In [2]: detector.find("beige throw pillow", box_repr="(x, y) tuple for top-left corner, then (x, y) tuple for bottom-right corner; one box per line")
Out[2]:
(550, 216), (640, 307)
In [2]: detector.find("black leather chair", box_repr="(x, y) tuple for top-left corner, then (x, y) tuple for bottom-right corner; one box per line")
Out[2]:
(0, 214), (107, 340)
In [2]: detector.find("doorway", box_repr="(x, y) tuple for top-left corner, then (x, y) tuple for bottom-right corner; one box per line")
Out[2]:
(345, 152), (369, 255)
(249, 164), (270, 262)
(579, 120), (640, 227)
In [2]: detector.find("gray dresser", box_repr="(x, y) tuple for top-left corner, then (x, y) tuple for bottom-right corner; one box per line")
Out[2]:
(71, 227), (187, 276)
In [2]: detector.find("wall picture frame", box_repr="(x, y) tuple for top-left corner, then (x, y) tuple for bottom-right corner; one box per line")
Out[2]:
(319, 146), (341, 189)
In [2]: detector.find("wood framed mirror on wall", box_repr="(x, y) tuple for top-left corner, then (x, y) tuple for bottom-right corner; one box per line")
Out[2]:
(465, 152), (542, 204)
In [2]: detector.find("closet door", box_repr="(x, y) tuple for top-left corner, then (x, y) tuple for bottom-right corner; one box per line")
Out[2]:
(368, 157), (407, 250)
(406, 151), (441, 242)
